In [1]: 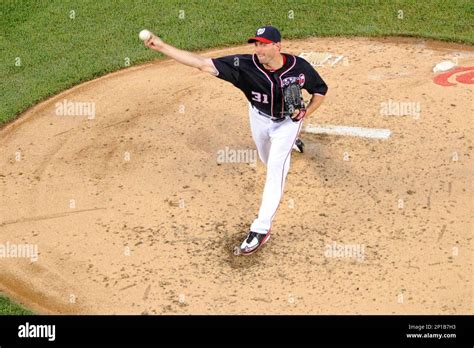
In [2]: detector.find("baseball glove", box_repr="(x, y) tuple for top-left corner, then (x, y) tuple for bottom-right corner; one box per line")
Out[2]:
(283, 82), (306, 122)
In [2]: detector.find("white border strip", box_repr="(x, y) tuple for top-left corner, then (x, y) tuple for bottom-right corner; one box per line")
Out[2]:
(305, 124), (391, 139)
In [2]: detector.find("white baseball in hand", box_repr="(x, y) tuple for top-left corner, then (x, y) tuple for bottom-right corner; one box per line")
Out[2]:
(139, 29), (152, 41)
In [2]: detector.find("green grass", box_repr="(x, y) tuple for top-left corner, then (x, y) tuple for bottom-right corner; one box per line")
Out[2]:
(0, 294), (33, 315)
(0, 0), (472, 314)
(0, 0), (472, 126)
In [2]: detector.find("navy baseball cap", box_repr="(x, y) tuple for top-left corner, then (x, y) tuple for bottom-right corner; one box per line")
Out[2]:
(248, 26), (281, 44)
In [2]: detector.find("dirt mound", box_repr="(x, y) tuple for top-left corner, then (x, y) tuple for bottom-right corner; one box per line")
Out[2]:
(0, 37), (472, 314)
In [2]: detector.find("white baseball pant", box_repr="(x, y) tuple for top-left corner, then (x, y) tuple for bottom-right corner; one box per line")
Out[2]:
(248, 103), (302, 234)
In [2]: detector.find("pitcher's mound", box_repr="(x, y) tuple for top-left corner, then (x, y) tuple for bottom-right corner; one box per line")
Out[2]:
(1, 37), (472, 314)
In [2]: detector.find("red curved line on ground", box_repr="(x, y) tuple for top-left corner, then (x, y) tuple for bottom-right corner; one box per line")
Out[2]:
(456, 70), (474, 84)
(433, 66), (474, 87)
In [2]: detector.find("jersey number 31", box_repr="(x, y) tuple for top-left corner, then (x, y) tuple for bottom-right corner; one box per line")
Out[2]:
(251, 91), (269, 104)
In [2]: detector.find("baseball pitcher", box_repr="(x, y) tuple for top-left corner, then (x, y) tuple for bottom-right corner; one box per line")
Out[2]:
(143, 26), (328, 255)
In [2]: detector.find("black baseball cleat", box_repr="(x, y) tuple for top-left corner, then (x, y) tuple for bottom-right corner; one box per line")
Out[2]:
(239, 231), (271, 255)
(292, 138), (304, 153)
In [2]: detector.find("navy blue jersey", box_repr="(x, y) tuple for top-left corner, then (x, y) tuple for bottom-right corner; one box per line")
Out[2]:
(211, 53), (328, 118)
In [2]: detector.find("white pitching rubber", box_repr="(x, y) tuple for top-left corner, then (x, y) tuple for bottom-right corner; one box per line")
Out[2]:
(305, 124), (391, 140)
